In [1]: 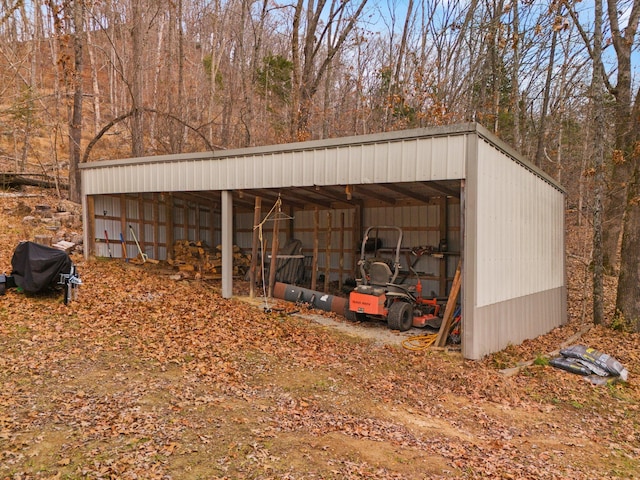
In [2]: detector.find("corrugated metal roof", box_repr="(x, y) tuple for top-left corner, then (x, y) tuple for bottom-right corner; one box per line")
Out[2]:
(80, 123), (564, 196)
(80, 124), (486, 196)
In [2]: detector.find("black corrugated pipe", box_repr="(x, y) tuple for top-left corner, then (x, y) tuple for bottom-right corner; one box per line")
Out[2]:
(272, 282), (348, 317)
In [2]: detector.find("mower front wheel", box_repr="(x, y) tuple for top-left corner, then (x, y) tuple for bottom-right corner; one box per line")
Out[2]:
(387, 301), (413, 331)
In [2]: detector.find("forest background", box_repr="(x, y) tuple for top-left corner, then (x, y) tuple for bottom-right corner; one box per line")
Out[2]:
(0, 0), (639, 328)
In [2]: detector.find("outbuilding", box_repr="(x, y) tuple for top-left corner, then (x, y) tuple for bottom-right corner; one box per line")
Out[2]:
(80, 122), (566, 359)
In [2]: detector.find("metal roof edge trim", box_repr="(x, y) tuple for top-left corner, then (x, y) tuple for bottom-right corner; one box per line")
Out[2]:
(473, 123), (566, 195)
(79, 123), (479, 170)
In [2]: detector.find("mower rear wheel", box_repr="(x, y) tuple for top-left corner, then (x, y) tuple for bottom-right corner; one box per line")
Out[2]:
(388, 301), (413, 331)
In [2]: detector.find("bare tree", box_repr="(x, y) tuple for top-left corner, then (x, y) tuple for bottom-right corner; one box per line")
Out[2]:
(533, 4), (560, 168)
(290, 0), (369, 140)
(567, 0), (640, 326)
(601, 0), (640, 272)
(85, 6), (102, 135)
(130, 0), (144, 157)
(590, 0), (606, 325)
(47, 0), (85, 201)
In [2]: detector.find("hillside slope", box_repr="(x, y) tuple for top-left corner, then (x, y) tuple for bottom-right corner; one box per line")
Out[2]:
(1, 188), (638, 479)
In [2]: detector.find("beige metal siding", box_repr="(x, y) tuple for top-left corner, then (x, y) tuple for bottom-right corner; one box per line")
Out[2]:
(469, 287), (566, 359)
(475, 140), (564, 306)
(81, 129), (468, 195)
(463, 136), (566, 359)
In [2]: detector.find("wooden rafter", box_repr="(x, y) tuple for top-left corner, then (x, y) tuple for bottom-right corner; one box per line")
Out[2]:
(354, 184), (397, 205)
(422, 181), (460, 198)
(379, 183), (432, 204)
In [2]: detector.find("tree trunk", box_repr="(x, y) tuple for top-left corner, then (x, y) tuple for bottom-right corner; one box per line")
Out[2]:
(510, 0), (521, 150)
(534, 19), (558, 168)
(601, 0), (640, 272)
(130, 0), (145, 157)
(616, 163), (640, 331)
(290, 0), (369, 140)
(289, 0), (304, 140)
(170, 0), (185, 153)
(150, 15), (166, 151)
(86, 25), (102, 136)
(615, 76), (640, 330)
(394, 0), (413, 86)
(69, 0), (85, 202)
(590, 0), (605, 325)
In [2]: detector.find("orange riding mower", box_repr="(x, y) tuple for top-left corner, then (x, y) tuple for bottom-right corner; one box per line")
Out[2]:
(346, 226), (442, 332)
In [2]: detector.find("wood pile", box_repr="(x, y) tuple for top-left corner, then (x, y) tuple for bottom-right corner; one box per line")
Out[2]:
(168, 240), (251, 278)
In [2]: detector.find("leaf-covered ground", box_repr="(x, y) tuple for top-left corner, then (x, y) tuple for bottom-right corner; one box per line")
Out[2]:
(1, 190), (639, 479)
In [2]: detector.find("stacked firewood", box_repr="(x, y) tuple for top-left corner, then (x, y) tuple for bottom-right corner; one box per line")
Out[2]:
(168, 240), (251, 277)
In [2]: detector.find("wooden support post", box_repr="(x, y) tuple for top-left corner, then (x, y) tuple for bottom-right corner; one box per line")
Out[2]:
(311, 207), (319, 291)
(210, 198), (218, 246)
(352, 203), (362, 273)
(267, 211), (280, 298)
(137, 194), (145, 256)
(120, 194), (127, 253)
(286, 205), (294, 239)
(87, 195), (96, 256)
(324, 211), (332, 292)
(439, 196), (448, 296)
(249, 196), (262, 298)
(195, 204), (202, 243)
(166, 194), (174, 261)
(435, 259), (462, 347)
(183, 202), (189, 241)
(339, 212), (345, 290)
(153, 194), (160, 260)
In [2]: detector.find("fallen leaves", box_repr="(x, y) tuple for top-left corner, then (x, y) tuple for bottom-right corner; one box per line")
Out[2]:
(1, 192), (639, 479)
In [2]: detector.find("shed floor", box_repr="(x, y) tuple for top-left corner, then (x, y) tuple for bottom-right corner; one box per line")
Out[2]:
(236, 294), (455, 349)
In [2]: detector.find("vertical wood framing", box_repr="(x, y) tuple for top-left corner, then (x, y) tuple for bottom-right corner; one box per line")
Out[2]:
(195, 204), (201, 243)
(324, 211), (332, 292)
(339, 212), (345, 290)
(153, 194), (160, 260)
(137, 194), (145, 254)
(120, 194), (127, 253)
(183, 202), (189, 241)
(166, 194), (174, 261)
(286, 205), (294, 239)
(439, 197), (448, 296)
(210, 200), (216, 247)
(352, 204), (362, 273)
(249, 196), (262, 298)
(87, 195), (96, 256)
(311, 207), (319, 291)
(268, 212), (280, 298)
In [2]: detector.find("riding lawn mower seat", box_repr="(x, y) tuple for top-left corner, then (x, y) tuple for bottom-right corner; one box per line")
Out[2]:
(369, 261), (393, 286)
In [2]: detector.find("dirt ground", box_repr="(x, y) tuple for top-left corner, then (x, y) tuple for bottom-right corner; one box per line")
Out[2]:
(1, 189), (639, 479)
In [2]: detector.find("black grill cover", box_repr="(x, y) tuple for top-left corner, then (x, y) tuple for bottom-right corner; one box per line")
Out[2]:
(11, 241), (72, 293)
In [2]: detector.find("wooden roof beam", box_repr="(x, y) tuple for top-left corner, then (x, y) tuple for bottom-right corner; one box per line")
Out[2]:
(300, 186), (353, 205)
(421, 181), (459, 198)
(250, 189), (306, 210)
(174, 192), (219, 207)
(380, 183), (432, 204)
(284, 189), (333, 209)
(354, 184), (397, 205)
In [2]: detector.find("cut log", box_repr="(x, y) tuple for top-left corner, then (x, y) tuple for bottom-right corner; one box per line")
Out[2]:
(171, 240), (251, 278)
